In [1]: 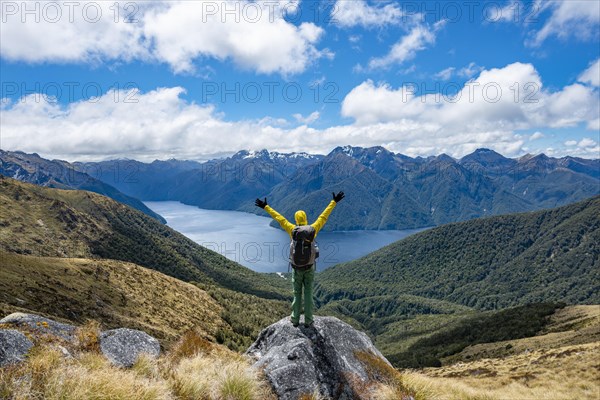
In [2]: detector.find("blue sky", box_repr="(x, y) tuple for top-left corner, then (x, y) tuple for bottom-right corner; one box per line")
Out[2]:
(1, 0), (599, 161)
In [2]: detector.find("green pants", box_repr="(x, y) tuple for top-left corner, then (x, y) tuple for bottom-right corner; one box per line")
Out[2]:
(291, 265), (314, 324)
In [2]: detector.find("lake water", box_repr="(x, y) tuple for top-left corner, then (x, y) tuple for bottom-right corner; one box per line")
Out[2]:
(145, 201), (425, 273)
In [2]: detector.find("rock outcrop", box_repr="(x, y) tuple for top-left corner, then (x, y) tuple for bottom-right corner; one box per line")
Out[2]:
(0, 329), (34, 367)
(246, 316), (392, 400)
(0, 313), (161, 368)
(100, 328), (161, 368)
(0, 313), (76, 341)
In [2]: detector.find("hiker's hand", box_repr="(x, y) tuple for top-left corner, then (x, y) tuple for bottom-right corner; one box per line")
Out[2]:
(333, 191), (345, 203)
(255, 198), (268, 209)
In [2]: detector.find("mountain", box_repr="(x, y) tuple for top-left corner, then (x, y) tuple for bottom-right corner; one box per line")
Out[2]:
(317, 196), (600, 309)
(70, 146), (599, 231)
(263, 146), (598, 230)
(0, 150), (166, 223)
(167, 150), (322, 210)
(77, 149), (324, 211)
(73, 158), (203, 200)
(0, 176), (288, 300)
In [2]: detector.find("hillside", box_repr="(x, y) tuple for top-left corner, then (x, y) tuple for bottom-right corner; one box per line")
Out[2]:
(315, 197), (599, 368)
(0, 150), (166, 223)
(317, 195), (600, 309)
(0, 251), (225, 345)
(0, 176), (289, 300)
(401, 305), (600, 399)
(0, 251), (289, 351)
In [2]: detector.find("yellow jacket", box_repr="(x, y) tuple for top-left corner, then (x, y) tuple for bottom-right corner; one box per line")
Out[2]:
(264, 200), (337, 237)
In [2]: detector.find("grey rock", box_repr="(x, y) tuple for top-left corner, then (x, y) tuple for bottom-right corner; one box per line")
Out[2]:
(0, 329), (34, 367)
(0, 313), (76, 341)
(246, 316), (392, 400)
(100, 328), (160, 368)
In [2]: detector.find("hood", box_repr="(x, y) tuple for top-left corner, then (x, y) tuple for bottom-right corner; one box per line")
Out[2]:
(294, 210), (307, 225)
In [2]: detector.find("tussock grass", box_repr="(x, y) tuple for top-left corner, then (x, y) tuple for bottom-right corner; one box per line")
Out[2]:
(402, 341), (600, 400)
(298, 390), (326, 400)
(170, 352), (273, 400)
(1, 332), (275, 400)
(355, 350), (416, 400)
(75, 320), (101, 353)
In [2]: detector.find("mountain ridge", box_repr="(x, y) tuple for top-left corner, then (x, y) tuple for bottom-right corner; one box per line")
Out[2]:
(65, 145), (599, 231)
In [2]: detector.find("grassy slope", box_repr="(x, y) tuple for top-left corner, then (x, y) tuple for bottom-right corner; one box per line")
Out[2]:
(317, 195), (600, 309)
(0, 176), (289, 300)
(402, 306), (600, 399)
(0, 251), (290, 351)
(0, 251), (225, 346)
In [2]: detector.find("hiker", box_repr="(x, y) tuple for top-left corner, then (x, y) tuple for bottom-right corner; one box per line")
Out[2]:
(255, 191), (345, 328)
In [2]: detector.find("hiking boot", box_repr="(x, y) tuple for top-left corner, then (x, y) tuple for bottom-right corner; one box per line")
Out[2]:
(291, 319), (299, 327)
(304, 321), (314, 328)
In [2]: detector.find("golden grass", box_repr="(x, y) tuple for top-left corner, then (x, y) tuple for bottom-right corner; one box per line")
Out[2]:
(444, 305), (600, 365)
(403, 341), (600, 400)
(75, 320), (101, 353)
(1, 338), (275, 400)
(0, 251), (227, 346)
(355, 350), (417, 400)
(170, 352), (274, 400)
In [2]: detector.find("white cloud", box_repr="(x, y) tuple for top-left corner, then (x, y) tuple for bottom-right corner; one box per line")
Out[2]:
(0, 1), (149, 64)
(367, 21), (445, 70)
(435, 67), (455, 81)
(332, 0), (405, 28)
(458, 62), (484, 78)
(561, 138), (599, 158)
(578, 138), (598, 148)
(529, 0), (600, 46)
(578, 59), (600, 87)
(341, 62), (599, 156)
(435, 63), (483, 81)
(0, 1), (327, 76)
(292, 111), (320, 124)
(2, 63), (599, 161)
(530, 132), (544, 140)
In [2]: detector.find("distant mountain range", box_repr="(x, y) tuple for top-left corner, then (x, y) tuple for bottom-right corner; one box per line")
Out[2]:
(2, 147), (598, 230)
(0, 150), (166, 223)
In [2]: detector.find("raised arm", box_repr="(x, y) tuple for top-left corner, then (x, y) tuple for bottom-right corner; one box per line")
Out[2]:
(312, 191), (344, 234)
(256, 197), (295, 236)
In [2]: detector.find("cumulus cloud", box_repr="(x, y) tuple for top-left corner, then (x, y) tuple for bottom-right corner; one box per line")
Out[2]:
(332, 0), (405, 28)
(345, 62), (599, 130)
(366, 21), (445, 70)
(529, 0), (600, 46)
(435, 67), (456, 81)
(0, 1), (328, 75)
(561, 137), (599, 158)
(435, 62), (484, 81)
(2, 63), (599, 161)
(578, 59), (600, 87)
(292, 111), (320, 124)
(529, 132), (544, 140)
(341, 62), (599, 157)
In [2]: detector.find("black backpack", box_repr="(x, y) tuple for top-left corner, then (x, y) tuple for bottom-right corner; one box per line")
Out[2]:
(289, 225), (319, 269)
